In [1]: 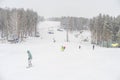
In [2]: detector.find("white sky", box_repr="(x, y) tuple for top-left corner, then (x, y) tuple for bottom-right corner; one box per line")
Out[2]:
(0, 0), (120, 18)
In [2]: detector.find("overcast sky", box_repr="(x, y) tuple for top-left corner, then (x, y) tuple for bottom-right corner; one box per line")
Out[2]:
(0, 0), (120, 18)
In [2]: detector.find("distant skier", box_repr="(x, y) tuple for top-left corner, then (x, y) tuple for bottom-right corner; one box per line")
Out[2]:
(79, 45), (81, 49)
(93, 45), (95, 50)
(27, 50), (32, 68)
(53, 38), (56, 43)
(61, 46), (66, 51)
(63, 46), (66, 50)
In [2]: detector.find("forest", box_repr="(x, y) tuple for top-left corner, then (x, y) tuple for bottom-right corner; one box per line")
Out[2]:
(0, 8), (44, 43)
(0, 8), (120, 47)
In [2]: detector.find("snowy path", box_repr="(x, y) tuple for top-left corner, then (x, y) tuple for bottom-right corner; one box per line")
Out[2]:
(0, 21), (120, 80)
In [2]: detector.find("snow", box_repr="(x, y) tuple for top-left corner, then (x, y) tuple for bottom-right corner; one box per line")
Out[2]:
(0, 21), (120, 80)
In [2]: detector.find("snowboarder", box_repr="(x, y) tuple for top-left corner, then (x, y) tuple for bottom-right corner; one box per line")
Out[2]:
(93, 45), (95, 50)
(27, 50), (32, 68)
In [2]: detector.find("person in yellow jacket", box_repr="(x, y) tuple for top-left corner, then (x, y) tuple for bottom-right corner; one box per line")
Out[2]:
(61, 46), (66, 51)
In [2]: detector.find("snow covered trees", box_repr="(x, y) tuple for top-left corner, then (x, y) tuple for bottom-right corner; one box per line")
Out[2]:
(59, 14), (120, 47)
(61, 17), (89, 31)
(90, 14), (120, 47)
(0, 8), (40, 42)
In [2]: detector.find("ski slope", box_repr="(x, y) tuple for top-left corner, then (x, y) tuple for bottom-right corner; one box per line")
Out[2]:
(38, 21), (91, 43)
(0, 21), (120, 80)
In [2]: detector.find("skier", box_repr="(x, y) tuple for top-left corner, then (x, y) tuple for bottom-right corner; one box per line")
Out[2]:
(61, 46), (64, 51)
(27, 50), (32, 68)
(63, 46), (66, 50)
(79, 45), (81, 49)
(61, 46), (66, 51)
(53, 38), (56, 43)
(93, 45), (95, 50)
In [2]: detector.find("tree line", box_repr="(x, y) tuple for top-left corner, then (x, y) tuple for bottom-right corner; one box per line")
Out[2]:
(60, 17), (89, 31)
(90, 14), (120, 47)
(49, 17), (89, 31)
(1, 8), (119, 47)
(0, 8), (43, 43)
(50, 15), (120, 47)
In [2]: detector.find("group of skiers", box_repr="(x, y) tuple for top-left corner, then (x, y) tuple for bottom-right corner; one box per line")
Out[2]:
(26, 44), (95, 68)
(78, 45), (95, 50)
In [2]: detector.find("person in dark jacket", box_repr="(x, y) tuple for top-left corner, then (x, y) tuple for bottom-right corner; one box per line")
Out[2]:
(53, 38), (56, 43)
(79, 45), (81, 49)
(27, 50), (32, 67)
(93, 45), (95, 50)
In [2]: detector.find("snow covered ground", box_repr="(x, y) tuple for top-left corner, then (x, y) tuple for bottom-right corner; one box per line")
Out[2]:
(0, 21), (120, 80)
